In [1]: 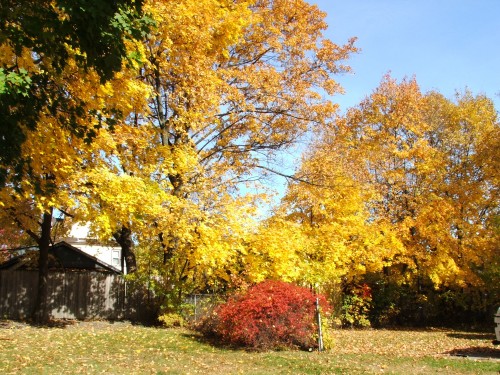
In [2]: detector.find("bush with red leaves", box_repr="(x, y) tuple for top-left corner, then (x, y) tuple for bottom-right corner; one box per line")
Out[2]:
(196, 280), (331, 350)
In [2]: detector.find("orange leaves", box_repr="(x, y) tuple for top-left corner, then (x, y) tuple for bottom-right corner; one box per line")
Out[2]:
(117, 0), (358, 292)
(262, 75), (498, 291)
(1, 0), (358, 299)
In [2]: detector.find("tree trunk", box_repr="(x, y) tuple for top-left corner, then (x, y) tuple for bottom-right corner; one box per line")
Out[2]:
(32, 209), (53, 324)
(113, 226), (137, 274)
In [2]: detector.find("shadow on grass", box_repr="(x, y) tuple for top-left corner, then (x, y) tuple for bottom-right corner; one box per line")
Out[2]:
(0, 318), (79, 329)
(446, 332), (495, 340)
(0, 318), (147, 330)
(446, 346), (500, 359)
(180, 331), (241, 351)
(180, 331), (301, 353)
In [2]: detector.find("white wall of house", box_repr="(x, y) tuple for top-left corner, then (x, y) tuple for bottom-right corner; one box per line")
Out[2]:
(64, 224), (123, 272)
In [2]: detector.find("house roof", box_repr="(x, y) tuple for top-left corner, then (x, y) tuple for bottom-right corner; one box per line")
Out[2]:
(0, 241), (122, 274)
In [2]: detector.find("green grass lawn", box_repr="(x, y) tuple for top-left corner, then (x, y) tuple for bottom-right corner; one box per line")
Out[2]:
(0, 321), (498, 374)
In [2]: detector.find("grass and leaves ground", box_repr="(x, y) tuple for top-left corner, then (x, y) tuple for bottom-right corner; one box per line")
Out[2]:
(0, 320), (498, 374)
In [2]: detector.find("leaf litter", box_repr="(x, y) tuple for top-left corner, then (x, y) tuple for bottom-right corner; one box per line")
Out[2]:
(0, 320), (499, 374)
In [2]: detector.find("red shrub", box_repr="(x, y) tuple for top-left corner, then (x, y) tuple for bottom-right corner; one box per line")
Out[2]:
(197, 280), (330, 350)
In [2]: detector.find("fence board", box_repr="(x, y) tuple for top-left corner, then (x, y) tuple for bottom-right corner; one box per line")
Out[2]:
(0, 270), (155, 321)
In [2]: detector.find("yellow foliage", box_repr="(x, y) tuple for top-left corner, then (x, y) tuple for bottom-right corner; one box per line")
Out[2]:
(248, 75), (498, 293)
(1, 0), (359, 300)
(271, 75), (499, 290)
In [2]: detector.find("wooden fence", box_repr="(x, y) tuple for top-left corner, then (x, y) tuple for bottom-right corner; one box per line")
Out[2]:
(0, 270), (158, 321)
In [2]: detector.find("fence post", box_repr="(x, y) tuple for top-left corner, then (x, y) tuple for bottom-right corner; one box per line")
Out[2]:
(194, 294), (198, 321)
(315, 297), (324, 352)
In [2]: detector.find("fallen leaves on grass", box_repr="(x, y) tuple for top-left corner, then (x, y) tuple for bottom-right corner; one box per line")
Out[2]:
(1, 321), (499, 375)
(331, 328), (499, 359)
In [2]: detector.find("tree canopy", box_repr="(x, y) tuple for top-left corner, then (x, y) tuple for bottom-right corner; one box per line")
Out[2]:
(0, 1), (498, 326)
(0, 0), (151, 185)
(263, 75), (498, 293)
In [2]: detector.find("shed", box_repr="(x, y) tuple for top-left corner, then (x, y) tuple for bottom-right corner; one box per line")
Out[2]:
(0, 241), (121, 274)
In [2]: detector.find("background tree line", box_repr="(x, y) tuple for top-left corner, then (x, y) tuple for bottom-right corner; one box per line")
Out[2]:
(0, 0), (498, 326)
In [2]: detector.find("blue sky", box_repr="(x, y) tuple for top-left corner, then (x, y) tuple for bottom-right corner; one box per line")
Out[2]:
(256, 1), (500, 209)
(312, 0), (500, 112)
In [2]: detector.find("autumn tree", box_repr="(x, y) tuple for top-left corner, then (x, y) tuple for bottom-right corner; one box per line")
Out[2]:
(420, 89), (499, 289)
(0, 1), (151, 323)
(334, 76), (499, 289)
(273, 75), (498, 323)
(246, 131), (404, 285)
(87, 0), (357, 300)
(0, 0), (357, 319)
(0, 0), (150, 185)
(0, 64), (153, 322)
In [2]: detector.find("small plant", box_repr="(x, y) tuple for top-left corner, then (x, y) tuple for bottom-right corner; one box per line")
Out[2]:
(158, 312), (185, 328)
(341, 284), (372, 328)
(196, 280), (331, 350)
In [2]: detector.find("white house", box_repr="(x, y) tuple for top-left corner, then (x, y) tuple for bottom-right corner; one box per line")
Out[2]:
(62, 224), (124, 272)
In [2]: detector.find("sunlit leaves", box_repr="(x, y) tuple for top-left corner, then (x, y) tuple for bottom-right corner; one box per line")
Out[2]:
(274, 75), (499, 290)
(1, 0), (359, 307)
(118, 0), (357, 297)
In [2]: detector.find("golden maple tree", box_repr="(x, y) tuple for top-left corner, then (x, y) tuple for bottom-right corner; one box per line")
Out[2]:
(88, 0), (358, 299)
(0, 5), (151, 321)
(2, 0), (359, 315)
(271, 75), (498, 293)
